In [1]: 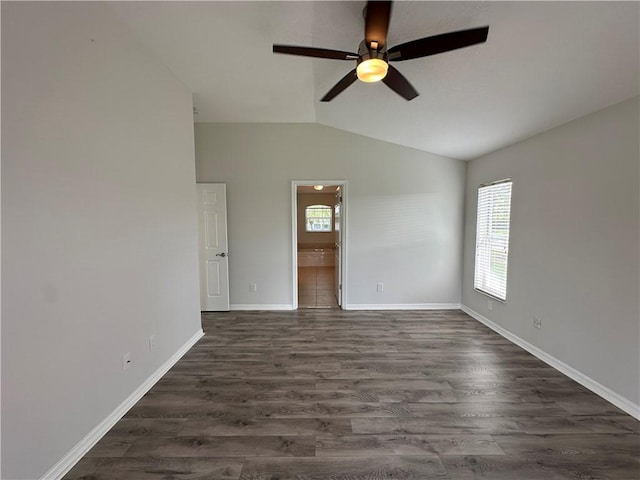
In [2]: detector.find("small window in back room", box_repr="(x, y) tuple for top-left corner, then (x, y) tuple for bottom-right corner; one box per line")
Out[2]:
(474, 180), (513, 301)
(305, 205), (332, 232)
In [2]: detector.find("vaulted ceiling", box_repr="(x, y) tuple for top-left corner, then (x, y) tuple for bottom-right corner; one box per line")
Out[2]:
(111, 1), (639, 160)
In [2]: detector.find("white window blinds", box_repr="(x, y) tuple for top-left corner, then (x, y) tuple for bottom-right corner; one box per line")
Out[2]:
(474, 180), (513, 301)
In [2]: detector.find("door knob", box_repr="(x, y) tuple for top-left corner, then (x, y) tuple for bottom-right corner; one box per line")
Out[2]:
(215, 252), (227, 258)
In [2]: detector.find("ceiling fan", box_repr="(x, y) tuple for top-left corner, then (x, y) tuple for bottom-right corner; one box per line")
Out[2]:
(273, 1), (489, 102)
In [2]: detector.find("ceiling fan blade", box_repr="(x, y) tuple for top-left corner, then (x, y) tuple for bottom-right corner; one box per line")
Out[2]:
(364, 1), (392, 49)
(321, 69), (358, 102)
(388, 26), (489, 61)
(273, 44), (358, 60)
(382, 65), (419, 101)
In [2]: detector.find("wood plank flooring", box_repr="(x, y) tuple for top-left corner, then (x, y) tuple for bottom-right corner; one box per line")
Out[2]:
(64, 310), (639, 480)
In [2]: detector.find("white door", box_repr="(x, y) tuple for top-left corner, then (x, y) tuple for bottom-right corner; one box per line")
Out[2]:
(334, 192), (342, 307)
(197, 183), (230, 311)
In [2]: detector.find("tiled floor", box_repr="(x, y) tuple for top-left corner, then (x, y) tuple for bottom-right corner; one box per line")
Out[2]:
(298, 266), (338, 308)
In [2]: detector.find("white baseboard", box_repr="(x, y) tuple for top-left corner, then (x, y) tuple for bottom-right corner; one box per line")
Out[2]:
(461, 305), (640, 420)
(230, 304), (294, 311)
(229, 304), (461, 311)
(345, 303), (461, 310)
(41, 329), (205, 480)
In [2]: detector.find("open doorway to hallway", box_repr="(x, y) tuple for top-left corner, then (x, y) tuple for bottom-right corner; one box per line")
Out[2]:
(292, 182), (346, 309)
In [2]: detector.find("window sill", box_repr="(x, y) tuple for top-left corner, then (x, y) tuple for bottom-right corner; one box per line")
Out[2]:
(474, 288), (506, 304)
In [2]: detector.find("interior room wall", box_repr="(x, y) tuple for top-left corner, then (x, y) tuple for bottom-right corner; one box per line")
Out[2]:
(1, 3), (202, 478)
(297, 192), (336, 247)
(462, 96), (640, 408)
(195, 123), (466, 309)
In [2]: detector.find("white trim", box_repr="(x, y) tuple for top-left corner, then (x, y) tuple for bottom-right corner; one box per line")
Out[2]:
(345, 303), (461, 311)
(41, 329), (205, 480)
(291, 182), (298, 310)
(230, 304), (294, 311)
(461, 305), (640, 420)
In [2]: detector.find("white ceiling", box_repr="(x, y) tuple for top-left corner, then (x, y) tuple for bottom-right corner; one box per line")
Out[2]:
(111, 1), (639, 160)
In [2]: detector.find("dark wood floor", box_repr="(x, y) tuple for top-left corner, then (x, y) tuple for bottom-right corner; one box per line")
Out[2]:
(65, 310), (639, 479)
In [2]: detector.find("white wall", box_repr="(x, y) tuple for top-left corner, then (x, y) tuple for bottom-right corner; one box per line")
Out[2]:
(195, 123), (466, 309)
(462, 97), (640, 407)
(1, 3), (202, 478)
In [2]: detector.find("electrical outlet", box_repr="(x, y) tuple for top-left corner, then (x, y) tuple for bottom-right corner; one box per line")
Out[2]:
(533, 316), (542, 329)
(488, 299), (493, 311)
(149, 335), (155, 351)
(122, 352), (132, 371)
(249, 283), (257, 293)
(377, 283), (384, 292)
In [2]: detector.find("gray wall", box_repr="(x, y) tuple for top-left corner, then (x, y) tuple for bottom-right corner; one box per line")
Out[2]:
(1, 3), (202, 478)
(462, 97), (640, 405)
(195, 123), (466, 308)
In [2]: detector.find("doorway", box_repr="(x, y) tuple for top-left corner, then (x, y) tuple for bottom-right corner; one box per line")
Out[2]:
(292, 181), (346, 310)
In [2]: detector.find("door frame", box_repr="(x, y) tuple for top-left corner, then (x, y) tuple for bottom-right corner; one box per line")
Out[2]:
(291, 180), (348, 310)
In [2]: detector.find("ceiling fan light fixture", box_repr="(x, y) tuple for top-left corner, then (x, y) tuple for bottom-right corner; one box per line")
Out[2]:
(273, 1), (490, 101)
(356, 58), (388, 82)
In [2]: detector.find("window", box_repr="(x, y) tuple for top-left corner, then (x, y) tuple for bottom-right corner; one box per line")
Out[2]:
(474, 180), (513, 301)
(305, 205), (332, 232)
